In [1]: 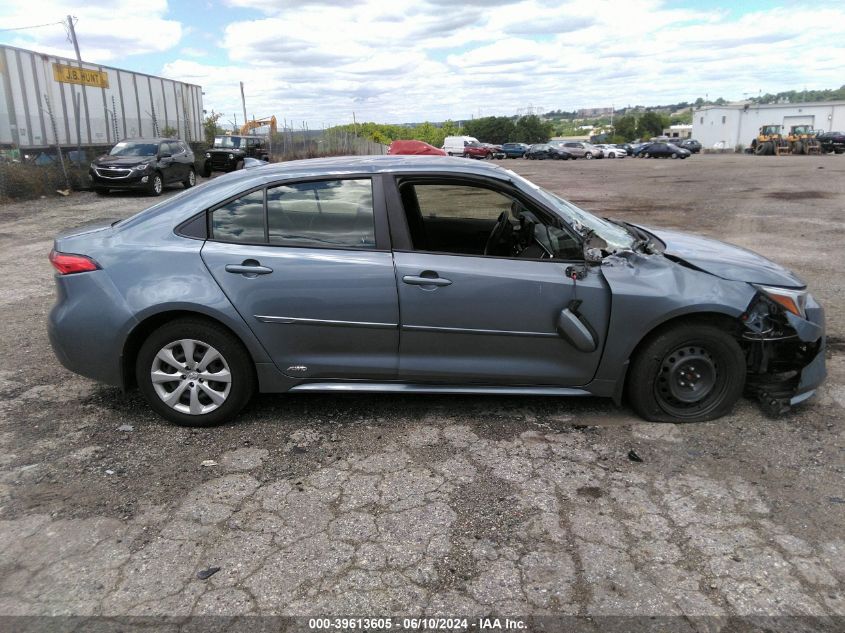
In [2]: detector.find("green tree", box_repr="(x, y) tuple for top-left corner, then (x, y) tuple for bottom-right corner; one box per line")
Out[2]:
(636, 111), (668, 138)
(203, 111), (224, 144)
(670, 110), (692, 125)
(160, 125), (178, 138)
(513, 115), (553, 143)
(463, 116), (516, 144)
(614, 115), (637, 140)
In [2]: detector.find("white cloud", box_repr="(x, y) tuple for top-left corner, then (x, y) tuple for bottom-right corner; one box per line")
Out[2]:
(5, 0), (845, 126)
(0, 0), (182, 61)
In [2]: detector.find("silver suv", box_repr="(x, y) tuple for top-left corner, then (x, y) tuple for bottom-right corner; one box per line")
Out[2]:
(550, 141), (602, 159)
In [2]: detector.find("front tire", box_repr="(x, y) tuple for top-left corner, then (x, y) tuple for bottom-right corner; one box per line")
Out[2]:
(136, 318), (256, 427)
(147, 172), (163, 196)
(584, 152), (593, 160)
(627, 322), (745, 422)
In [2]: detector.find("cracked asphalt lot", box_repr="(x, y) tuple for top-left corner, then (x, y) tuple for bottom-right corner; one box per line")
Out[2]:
(0, 155), (843, 627)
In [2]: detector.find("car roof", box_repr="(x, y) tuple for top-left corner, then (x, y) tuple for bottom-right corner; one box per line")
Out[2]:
(236, 154), (511, 179)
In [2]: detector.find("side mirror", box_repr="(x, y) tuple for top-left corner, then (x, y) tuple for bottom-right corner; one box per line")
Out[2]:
(160, 152), (172, 159)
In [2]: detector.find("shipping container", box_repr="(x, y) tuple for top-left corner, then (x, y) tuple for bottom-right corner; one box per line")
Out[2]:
(0, 43), (204, 150)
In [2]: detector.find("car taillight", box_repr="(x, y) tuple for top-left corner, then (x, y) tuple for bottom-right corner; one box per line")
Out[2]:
(49, 250), (100, 275)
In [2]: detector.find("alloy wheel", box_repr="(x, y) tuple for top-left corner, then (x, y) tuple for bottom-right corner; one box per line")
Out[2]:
(150, 339), (231, 415)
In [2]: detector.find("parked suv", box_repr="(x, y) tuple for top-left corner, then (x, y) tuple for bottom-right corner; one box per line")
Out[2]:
(90, 138), (195, 196)
(203, 135), (269, 176)
(462, 141), (496, 159)
(816, 131), (845, 154)
(679, 139), (702, 153)
(501, 143), (529, 158)
(552, 141), (602, 159)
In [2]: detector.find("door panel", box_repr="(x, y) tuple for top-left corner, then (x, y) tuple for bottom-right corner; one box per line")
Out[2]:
(202, 241), (399, 379)
(394, 252), (610, 386)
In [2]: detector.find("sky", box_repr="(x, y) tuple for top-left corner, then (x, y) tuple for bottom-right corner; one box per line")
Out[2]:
(1, 0), (844, 129)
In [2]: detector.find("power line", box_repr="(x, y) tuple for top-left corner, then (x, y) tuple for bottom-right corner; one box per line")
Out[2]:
(0, 20), (65, 33)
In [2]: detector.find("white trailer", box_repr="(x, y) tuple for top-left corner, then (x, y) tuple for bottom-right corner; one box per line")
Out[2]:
(0, 44), (204, 150)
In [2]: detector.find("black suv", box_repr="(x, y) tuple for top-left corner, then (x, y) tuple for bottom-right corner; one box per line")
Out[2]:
(816, 131), (845, 154)
(90, 138), (195, 196)
(203, 135), (269, 176)
(679, 139), (702, 153)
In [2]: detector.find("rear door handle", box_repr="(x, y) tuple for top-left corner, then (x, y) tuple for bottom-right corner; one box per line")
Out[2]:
(403, 274), (452, 287)
(225, 260), (273, 276)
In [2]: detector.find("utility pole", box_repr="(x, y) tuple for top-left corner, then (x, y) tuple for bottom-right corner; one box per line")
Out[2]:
(240, 82), (248, 129)
(67, 15), (81, 62)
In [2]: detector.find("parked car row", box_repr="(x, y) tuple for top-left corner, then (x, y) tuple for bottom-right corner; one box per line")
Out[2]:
(387, 135), (700, 162)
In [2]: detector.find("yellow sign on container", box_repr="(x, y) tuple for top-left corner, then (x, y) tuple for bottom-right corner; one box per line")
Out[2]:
(52, 63), (109, 89)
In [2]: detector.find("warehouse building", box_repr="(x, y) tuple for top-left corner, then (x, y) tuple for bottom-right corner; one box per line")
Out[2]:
(692, 101), (845, 150)
(0, 43), (204, 150)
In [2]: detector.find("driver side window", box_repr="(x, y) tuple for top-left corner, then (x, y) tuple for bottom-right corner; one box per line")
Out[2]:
(397, 181), (582, 260)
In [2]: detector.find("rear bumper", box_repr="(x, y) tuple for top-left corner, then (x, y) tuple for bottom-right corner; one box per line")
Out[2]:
(48, 270), (136, 388)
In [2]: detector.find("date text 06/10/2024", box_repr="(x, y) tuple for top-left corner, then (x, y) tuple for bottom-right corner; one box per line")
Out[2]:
(308, 617), (527, 630)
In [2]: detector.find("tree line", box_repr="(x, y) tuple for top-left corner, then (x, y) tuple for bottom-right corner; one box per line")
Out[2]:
(325, 115), (554, 147)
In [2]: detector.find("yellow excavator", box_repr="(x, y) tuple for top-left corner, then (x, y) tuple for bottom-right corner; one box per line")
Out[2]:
(752, 125), (789, 155)
(240, 115), (278, 136)
(786, 125), (821, 155)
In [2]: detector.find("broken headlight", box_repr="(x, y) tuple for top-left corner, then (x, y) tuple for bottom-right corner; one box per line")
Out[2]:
(753, 285), (807, 319)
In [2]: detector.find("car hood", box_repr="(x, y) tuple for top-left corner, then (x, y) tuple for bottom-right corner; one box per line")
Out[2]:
(639, 226), (805, 288)
(94, 155), (153, 168)
(209, 147), (244, 154)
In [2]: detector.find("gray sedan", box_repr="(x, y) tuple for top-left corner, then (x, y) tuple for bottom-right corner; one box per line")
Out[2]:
(48, 156), (825, 426)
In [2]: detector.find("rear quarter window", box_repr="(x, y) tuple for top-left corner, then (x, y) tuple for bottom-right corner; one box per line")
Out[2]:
(211, 190), (266, 243)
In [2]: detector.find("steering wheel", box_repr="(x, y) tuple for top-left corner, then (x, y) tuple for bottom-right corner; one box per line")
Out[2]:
(484, 211), (513, 256)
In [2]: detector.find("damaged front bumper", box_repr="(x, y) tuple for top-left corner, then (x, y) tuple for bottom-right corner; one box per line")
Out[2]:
(742, 293), (826, 413)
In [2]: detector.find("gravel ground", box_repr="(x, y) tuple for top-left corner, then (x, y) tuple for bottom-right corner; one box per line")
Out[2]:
(0, 154), (843, 628)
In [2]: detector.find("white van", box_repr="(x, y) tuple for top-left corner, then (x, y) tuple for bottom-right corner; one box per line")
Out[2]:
(442, 135), (480, 156)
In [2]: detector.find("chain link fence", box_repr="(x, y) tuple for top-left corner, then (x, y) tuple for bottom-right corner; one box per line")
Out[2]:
(0, 129), (386, 202)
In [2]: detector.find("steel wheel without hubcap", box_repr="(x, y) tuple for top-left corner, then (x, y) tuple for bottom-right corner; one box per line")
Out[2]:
(150, 339), (231, 415)
(655, 344), (724, 418)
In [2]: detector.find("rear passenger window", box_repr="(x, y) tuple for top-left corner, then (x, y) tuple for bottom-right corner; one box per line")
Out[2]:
(267, 179), (375, 249)
(211, 190), (266, 243)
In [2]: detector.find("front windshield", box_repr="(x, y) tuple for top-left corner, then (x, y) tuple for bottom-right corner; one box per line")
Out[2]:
(214, 136), (241, 148)
(109, 142), (158, 157)
(506, 170), (635, 251)
(540, 190), (635, 251)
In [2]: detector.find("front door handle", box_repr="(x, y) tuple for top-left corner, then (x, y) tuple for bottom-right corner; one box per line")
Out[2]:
(403, 274), (452, 287)
(225, 259), (273, 277)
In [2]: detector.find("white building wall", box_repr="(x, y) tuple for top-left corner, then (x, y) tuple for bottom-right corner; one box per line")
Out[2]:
(692, 102), (845, 150)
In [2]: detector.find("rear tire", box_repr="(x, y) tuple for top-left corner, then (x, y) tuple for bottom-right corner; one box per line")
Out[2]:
(136, 318), (255, 427)
(627, 322), (745, 423)
(183, 167), (196, 188)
